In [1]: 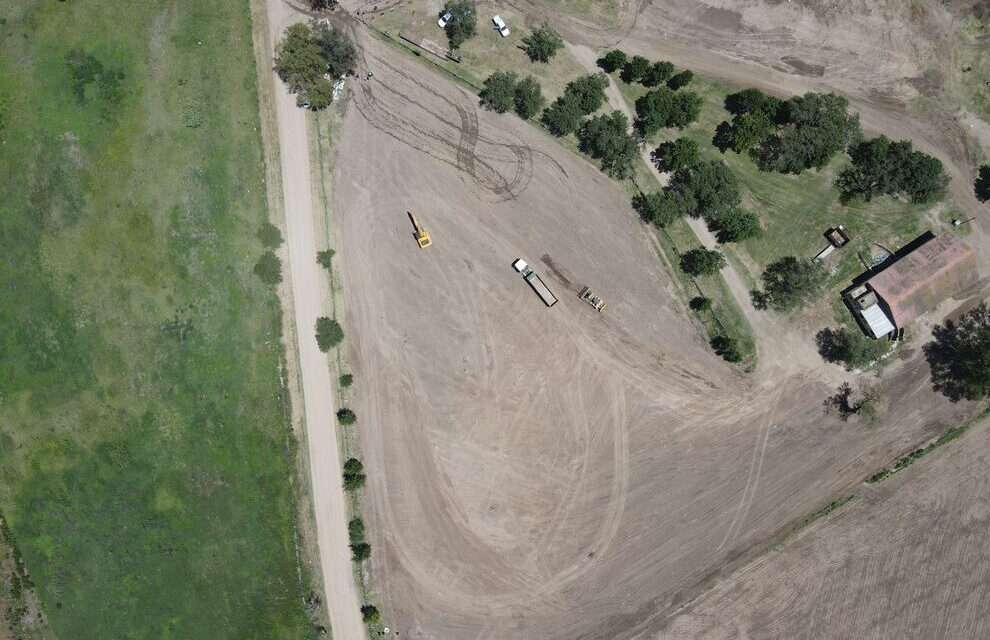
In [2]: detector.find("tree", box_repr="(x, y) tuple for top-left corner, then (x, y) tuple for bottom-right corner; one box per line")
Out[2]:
(522, 23), (563, 63)
(923, 303), (990, 401)
(634, 88), (702, 135)
(667, 160), (741, 220)
(253, 251), (282, 285)
(620, 55), (650, 83)
(513, 76), (544, 119)
(343, 458), (366, 490)
(317, 249), (335, 269)
(753, 92), (861, 174)
(336, 407), (357, 425)
(709, 207), (761, 243)
(689, 296), (712, 312)
(479, 71), (517, 113)
(679, 248), (726, 276)
(652, 138), (699, 172)
(724, 88), (781, 119)
(715, 111), (774, 154)
(577, 111), (637, 178)
(350, 542), (371, 561)
(564, 74), (609, 115)
(339, 373), (354, 387)
(836, 135), (948, 204)
(597, 49), (628, 73)
(274, 23), (327, 97)
(442, 0), (477, 49)
(316, 316), (344, 351)
(309, 0), (338, 9)
(631, 191), (683, 228)
(313, 22), (356, 78)
(816, 327), (888, 369)
(711, 335), (742, 362)
(641, 61), (675, 87)
(361, 605), (381, 624)
(756, 256), (825, 311)
(976, 164), (990, 202)
(348, 517), (365, 543)
(666, 70), (693, 90)
(257, 222), (283, 248)
(541, 95), (584, 136)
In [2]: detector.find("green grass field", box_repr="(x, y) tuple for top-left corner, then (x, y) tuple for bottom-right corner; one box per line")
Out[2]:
(0, 1), (312, 638)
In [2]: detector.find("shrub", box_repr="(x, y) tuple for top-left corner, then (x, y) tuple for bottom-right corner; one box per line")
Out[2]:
(689, 296), (712, 312)
(666, 69), (693, 90)
(336, 407), (356, 425)
(343, 458), (366, 490)
(634, 88), (702, 134)
(976, 164), (990, 202)
(441, 0), (477, 49)
(522, 23), (563, 62)
(756, 256), (826, 311)
(317, 249), (335, 269)
(513, 76), (544, 119)
(564, 74), (609, 114)
(597, 49), (627, 73)
(620, 55), (650, 83)
(641, 61), (674, 87)
(361, 605), (381, 624)
(679, 248), (726, 276)
(348, 517), (365, 543)
(339, 373), (354, 387)
(652, 138), (699, 172)
(350, 542), (371, 561)
(315, 316), (344, 351)
(577, 111), (637, 178)
(541, 95), (584, 136)
(711, 335), (742, 362)
(257, 222), (283, 248)
(816, 327), (888, 370)
(253, 251), (282, 285)
(479, 71), (517, 113)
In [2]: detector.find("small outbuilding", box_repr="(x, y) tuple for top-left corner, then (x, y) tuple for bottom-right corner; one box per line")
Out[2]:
(845, 232), (977, 339)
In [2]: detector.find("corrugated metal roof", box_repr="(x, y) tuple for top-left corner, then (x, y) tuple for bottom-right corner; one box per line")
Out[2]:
(867, 234), (977, 327)
(861, 303), (895, 338)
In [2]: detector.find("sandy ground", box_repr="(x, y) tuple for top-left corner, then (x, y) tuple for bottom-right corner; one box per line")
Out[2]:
(259, 1), (365, 638)
(326, 21), (984, 638)
(665, 419), (990, 640)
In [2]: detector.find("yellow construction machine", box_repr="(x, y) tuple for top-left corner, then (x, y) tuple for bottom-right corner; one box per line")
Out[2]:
(408, 211), (432, 248)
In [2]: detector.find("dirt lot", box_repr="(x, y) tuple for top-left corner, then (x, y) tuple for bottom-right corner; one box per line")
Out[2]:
(665, 419), (990, 640)
(329, 21), (984, 638)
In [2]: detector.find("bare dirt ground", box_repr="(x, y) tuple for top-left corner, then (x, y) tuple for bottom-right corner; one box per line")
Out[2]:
(328, 16), (985, 637)
(665, 419), (990, 640)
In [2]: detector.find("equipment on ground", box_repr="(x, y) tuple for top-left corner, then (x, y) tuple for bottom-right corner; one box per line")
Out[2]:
(512, 258), (557, 307)
(408, 211), (432, 248)
(578, 287), (607, 312)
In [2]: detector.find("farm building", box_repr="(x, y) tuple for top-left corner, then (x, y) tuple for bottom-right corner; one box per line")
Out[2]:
(845, 232), (977, 339)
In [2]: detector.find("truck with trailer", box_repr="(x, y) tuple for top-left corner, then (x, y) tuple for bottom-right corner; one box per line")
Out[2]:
(512, 259), (558, 307)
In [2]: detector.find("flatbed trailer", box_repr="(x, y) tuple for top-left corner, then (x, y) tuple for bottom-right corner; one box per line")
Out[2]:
(512, 259), (558, 307)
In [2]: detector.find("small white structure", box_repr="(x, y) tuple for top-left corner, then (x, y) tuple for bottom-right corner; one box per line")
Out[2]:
(492, 15), (510, 37)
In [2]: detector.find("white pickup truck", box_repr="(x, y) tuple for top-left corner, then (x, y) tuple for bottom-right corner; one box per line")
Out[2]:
(492, 15), (510, 37)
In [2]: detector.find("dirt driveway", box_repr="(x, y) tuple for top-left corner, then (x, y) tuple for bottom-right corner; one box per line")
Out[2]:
(330, 26), (981, 638)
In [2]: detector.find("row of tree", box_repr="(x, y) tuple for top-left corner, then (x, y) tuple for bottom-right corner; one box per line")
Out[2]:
(596, 49), (693, 90)
(274, 22), (356, 110)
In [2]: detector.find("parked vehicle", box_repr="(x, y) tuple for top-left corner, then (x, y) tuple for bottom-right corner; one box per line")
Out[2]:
(492, 15), (510, 37)
(513, 259), (557, 307)
(438, 11), (452, 28)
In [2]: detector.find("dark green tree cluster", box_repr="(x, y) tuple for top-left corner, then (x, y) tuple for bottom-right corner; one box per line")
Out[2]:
(253, 223), (284, 285)
(714, 89), (861, 174)
(336, 407), (357, 425)
(634, 88), (703, 135)
(976, 164), (990, 202)
(349, 517), (370, 562)
(836, 135), (948, 204)
(343, 458), (366, 490)
(316, 316), (344, 351)
(596, 49), (628, 73)
(577, 111), (637, 178)
(619, 55), (651, 83)
(651, 137), (699, 172)
(541, 74), (609, 136)
(607, 51), (684, 91)
(274, 22), (355, 109)
(361, 605), (381, 624)
(924, 303), (990, 401)
(752, 256), (825, 312)
(441, 0), (477, 50)
(679, 247), (726, 276)
(642, 61), (676, 88)
(522, 23), (563, 62)
(666, 70), (693, 90)
(711, 335), (742, 363)
(816, 327), (889, 369)
(479, 72), (545, 119)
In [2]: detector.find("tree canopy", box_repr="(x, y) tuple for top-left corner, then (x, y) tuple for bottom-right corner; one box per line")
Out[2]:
(578, 111), (637, 178)
(680, 248), (726, 276)
(631, 191), (683, 228)
(620, 55), (650, 83)
(923, 303), (990, 401)
(541, 95), (585, 136)
(754, 256), (825, 311)
(666, 70), (693, 90)
(634, 88), (702, 134)
(315, 316), (344, 351)
(313, 22), (356, 78)
(816, 327), (889, 370)
(836, 135), (948, 204)
(652, 138), (699, 173)
(522, 23), (563, 62)
(513, 76), (544, 119)
(274, 22), (354, 109)
(667, 160), (741, 220)
(709, 207), (761, 243)
(442, 0), (477, 49)
(563, 74), (609, 114)
(479, 71), (517, 113)
(597, 49), (628, 73)
(641, 61), (674, 87)
(976, 164), (990, 202)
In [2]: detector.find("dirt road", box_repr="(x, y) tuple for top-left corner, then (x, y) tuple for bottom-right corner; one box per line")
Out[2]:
(259, 1), (365, 638)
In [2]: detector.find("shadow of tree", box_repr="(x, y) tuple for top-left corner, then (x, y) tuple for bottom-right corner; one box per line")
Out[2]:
(923, 303), (990, 402)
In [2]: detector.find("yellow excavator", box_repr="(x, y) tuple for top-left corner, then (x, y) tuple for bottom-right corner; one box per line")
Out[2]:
(408, 211), (432, 248)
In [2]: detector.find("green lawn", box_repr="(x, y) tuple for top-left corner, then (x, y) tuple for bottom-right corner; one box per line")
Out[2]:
(613, 73), (935, 293)
(0, 1), (312, 638)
